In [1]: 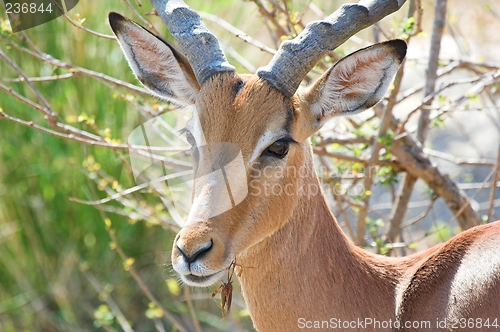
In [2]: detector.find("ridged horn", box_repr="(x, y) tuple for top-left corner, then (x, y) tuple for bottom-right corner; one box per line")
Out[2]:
(150, 0), (235, 85)
(256, 0), (407, 98)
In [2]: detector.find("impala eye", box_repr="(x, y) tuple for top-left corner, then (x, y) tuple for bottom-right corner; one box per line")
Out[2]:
(265, 139), (291, 159)
(180, 128), (196, 146)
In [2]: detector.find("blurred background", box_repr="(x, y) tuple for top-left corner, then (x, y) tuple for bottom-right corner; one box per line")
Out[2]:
(1, 0), (499, 331)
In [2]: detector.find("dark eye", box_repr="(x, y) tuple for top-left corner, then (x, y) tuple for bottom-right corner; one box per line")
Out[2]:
(182, 129), (196, 146)
(265, 139), (290, 159)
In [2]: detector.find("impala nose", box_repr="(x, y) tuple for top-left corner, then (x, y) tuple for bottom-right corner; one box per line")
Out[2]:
(176, 238), (213, 263)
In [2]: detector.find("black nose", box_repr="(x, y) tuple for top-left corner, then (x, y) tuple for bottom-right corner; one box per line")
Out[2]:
(176, 239), (213, 263)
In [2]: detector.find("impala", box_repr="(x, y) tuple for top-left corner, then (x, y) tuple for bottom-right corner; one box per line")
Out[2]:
(109, 0), (500, 330)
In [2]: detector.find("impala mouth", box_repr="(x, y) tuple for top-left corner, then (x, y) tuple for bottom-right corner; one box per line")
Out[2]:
(181, 269), (226, 287)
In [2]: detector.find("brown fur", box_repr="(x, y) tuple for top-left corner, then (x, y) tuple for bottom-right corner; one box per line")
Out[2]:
(110, 17), (500, 331)
(180, 74), (500, 331)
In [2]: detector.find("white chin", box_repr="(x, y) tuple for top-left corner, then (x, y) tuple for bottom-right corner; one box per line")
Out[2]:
(180, 270), (225, 287)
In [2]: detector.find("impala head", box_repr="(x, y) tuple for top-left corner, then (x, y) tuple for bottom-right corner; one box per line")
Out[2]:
(109, 0), (406, 287)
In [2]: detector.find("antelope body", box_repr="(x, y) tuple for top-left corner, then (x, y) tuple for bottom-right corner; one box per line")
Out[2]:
(109, 0), (500, 331)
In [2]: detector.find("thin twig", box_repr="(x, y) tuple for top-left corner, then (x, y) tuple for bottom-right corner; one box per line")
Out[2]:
(70, 170), (192, 206)
(487, 143), (500, 222)
(398, 70), (500, 134)
(0, 49), (56, 123)
(82, 270), (135, 332)
(316, 136), (370, 147)
(199, 12), (276, 55)
(123, 0), (159, 34)
(418, 0), (446, 143)
(88, 194), (188, 331)
(2, 73), (76, 82)
(400, 196), (438, 228)
(417, 167), (495, 242)
(0, 110), (128, 149)
(423, 148), (497, 167)
(313, 149), (403, 170)
(105, 216), (188, 332)
(0, 35), (154, 97)
(183, 288), (202, 332)
(59, 10), (115, 39)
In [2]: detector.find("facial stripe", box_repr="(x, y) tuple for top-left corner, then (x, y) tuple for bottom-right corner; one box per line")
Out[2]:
(187, 141), (248, 224)
(190, 110), (207, 146)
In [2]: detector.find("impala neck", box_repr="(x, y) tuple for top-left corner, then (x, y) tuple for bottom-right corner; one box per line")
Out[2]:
(237, 151), (402, 331)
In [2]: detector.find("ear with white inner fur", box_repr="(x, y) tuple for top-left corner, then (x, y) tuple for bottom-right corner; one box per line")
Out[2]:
(109, 12), (200, 105)
(303, 40), (406, 126)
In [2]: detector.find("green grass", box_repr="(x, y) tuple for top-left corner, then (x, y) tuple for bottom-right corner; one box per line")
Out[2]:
(0, 0), (257, 330)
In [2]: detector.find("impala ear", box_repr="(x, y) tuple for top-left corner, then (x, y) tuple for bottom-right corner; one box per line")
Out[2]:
(109, 12), (200, 105)
(302, 40), (406, 128)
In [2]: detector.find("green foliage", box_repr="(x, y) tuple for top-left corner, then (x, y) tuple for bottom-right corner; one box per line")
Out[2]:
(425, 186), (437, 200)
(429, 222), (455, 243)
(145, 303), (163, 320)
(93, 305), (115, 328)
(0, 1), (252, 331)
(377, 166), (399, 186)
(390, 16), (417, 39)
(399, 16), (415, 39)
(431, 114), (446, 128)
(366, 218), (391, 255)
(377, 132), (394, 148)
(310, 133), (319, 147)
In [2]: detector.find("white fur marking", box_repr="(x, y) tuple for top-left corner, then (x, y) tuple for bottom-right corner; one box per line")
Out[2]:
(447, 236), (500, 319)
(249, 129), (289, 165)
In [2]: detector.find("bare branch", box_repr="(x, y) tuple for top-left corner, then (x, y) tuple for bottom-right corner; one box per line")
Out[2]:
(0, 110), (128, 149)
(400, 196), (438, 228)
(390, 135), (481, 229)
(218, 40), (257, 73)
(199, 12), (276, 55)
(386, 174), (418, 242)
(57, 6), (115, 39)
(387, 0), (448, 243)
(420, 0), (452, 142)
(316, 136), (370, 147)
(424, 148), (497, 167)
(458, 182), (500, 190)
(362, 53), (406, 245)
(408, 0), (423, 37)
(417, 167), (495, 242)
(1, 35), (153, 97)
(123, 0), (160, 34)
(397, 71), (500, 134)
(183, 288), (202, 332)
(397, 60), (460, 104)
(70, 170), (191, 206)
(313, 149), (403, 171)
(99, 212), (188, 332)
(0, 49), (57, 122)
(82, 270), (134, 332)
(2, 73), (75, 82)
(487, 144), (500, 222)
